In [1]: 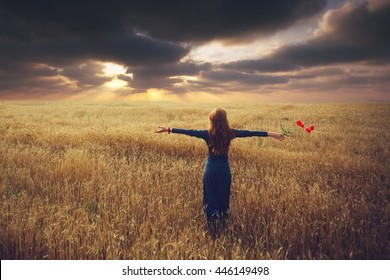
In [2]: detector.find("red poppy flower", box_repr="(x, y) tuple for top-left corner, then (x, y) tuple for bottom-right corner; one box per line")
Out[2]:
(310, 125), (314, 131)
(296, 120), (305, 128)
(306, 128), (311, 133)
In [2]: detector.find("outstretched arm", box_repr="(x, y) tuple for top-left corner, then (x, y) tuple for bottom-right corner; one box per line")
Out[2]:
(235, 130), (285, 141)
(155, 126), (208, 140)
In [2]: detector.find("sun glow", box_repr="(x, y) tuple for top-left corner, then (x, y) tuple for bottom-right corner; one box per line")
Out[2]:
(104, 78), (128, 89)
(102, 62), (127, 76)
(101, 62), (133, 89)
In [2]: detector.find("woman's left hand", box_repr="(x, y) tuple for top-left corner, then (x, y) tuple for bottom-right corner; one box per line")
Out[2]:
(155, 126), (168, 133)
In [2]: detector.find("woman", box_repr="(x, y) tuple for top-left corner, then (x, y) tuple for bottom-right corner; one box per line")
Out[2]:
(155, 108), (285, 223)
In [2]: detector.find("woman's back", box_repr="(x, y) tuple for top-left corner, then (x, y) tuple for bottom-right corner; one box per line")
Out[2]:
(155, 107), (285, 224)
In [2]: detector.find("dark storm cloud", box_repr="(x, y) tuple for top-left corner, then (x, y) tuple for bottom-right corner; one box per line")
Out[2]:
(0, 0), (327, 97)
(126, 0), (327, 42)
(2, 0), (388, 99)
(128, 61), (212, 80)
(60, 62), (112, 89)
(0, 25), (190, 94)
(0, 32), (188, 68)
(0, 63), (58, 90)
(0, 0), (326, 42)
(209, 0), (390, 99)
(221, 58), (299, 73)
(219, 0), (390, 73)
(181, 70), (289, 94)
(121, 61), (212, 93)
(268, 0), (390, 67)
(285, 67), (345, 79)
(202, 70), (288, 85)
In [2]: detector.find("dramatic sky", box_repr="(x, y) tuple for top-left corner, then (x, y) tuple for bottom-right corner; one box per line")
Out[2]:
(0, 0), (389, 102)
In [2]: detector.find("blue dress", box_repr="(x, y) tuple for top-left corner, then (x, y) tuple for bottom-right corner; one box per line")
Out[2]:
(171, 128), (268, 221)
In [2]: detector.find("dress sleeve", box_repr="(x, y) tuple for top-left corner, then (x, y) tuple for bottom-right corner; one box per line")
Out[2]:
(235, 130), (268, 138)
(171, 128), (209, 140)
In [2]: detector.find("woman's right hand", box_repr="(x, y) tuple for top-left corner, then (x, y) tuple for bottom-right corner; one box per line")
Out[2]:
(269, 132), (286, 141)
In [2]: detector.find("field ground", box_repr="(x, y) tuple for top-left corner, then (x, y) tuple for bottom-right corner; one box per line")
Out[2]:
(0, 101), (389, 259)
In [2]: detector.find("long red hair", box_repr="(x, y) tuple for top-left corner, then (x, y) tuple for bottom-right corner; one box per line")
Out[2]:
(208, 108), (236, 155)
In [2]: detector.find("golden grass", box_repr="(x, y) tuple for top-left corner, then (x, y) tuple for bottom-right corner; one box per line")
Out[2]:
(0, 101), (389, 259)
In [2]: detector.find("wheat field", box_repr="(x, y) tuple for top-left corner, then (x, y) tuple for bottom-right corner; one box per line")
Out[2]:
(0, 101), (389, 259)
